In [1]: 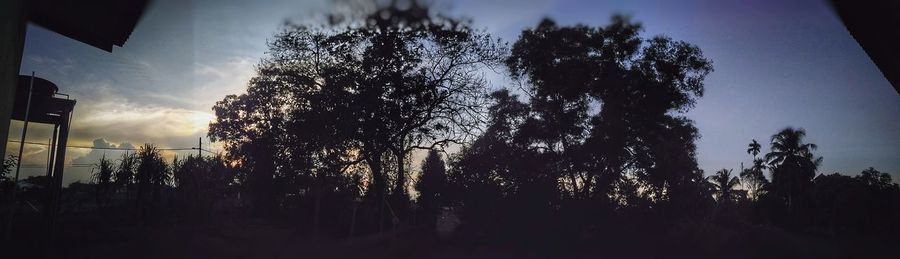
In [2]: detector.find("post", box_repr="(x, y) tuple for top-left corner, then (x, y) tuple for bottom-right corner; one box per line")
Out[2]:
(46, 125), (58, 179)
(13, 72), (35, 183)
(47, 107), (73, 245)
(198, 137), (202, 158)
(42, 125), (57, 219)
(4, 71), (34, 241)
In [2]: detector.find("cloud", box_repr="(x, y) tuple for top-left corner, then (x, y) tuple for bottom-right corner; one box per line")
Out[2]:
(190, 56), (257, 110)
(195, 63), (228, 78)
(6, 79), (218, 185)
(70, 97), (215, 146)
(24, 55), (77, 77)
(70, 138), (136, 165)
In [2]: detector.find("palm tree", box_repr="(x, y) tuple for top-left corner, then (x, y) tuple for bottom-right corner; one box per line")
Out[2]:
(709, 168), (740, 203)
(114, 152), (137, 201)
(92, 154), (115, 209)
(740, 158), (769, 200)
(136, 144), (169, 208)
(764, 127), (821, 213)
(765, 128), (818, 166)
(747, 139), (761, 158)
(740, 139), (768, 200)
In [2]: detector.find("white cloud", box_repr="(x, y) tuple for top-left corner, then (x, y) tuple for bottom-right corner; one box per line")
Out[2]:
(190, 56), (257, 110)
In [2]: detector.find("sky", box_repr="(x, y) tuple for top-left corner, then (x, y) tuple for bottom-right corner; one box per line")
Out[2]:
(8, 0), (899, 185)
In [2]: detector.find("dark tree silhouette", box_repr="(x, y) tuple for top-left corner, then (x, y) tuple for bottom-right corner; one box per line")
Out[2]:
(747, 139), (761, 157)
(91, 154), (114, 210)
(415, 149), (447, 230)
(856, 167), (895, 191)
(208, 74), (287, 215)
(340, 14), (505, 216)
(6, 2), (900, 257)
(0, 156), (15, 194)
(741, 139), (769, 200)
(113, 152), (137, 202)
(446, 89), (529, 233)
(811, 168), (899, 238)
(709, 168), (740, 203)
(135, 143), (169, 218)
(764, 127), (821, 219)
(440, 16), (716, 246)
(172, 155), (238, 219)
(210, 5), (504, 231)
(503, 16), (713, 219)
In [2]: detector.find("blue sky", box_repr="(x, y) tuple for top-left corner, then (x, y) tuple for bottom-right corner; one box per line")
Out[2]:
(9, 0), (899, 184)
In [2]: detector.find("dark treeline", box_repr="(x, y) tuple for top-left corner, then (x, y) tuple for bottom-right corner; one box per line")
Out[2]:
(1, 144), (239, 222)
(1, 2), (898, 259)
(198, 4), (896, 257)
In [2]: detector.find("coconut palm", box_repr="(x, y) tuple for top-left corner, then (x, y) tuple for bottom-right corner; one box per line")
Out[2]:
(709, 168), (740, 203)
(765, 128), (818, 166)
(764, 127), (821, 213)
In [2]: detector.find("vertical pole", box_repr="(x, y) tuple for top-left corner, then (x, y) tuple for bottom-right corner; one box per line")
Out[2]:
(46, 125), (58, 179)
(12, 72), (34, 185)
(47, 107), (72, 251)
(5, 71), (34, 241)
(42, 125), (57, 218)
(46, 137), (52, 177)
(198, 137), (201, 158)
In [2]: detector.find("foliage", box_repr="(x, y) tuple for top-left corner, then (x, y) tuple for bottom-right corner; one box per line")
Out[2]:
(114, 152), (137, 198)
(135, 144), (170, 212)
(208, 5), (505, 226)
(504, 16), (713, 210)
(0, 155), (16, 195)
(172, 155), (238, 218)
(708, 168), (741, 203)
(415, 149), (448, 229)
(741, 139), (769, 200)
(811, 169), (900, 236)
(92, 154), (115, 209)
(764, 127), (822, 221)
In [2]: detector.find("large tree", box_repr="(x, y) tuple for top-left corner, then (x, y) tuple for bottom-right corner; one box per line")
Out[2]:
(415, 149), (448, 229)
(209, 72), (292, 214)
(209, 5), (504, 228)
(504, 16), (713, 208)
(764, 127), (822, 216)
(446, 89), (534, 231)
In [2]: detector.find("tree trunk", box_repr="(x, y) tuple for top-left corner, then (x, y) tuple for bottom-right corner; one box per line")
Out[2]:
(251, 139), (277, 216)
(366, 152), (386, 232)
(392, 148), (409, 219)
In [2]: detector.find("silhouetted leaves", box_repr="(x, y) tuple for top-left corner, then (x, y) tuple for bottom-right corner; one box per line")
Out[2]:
(415, 149), (447, 230)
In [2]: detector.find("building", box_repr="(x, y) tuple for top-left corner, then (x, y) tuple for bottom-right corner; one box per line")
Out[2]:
(0, 0), (150, 159)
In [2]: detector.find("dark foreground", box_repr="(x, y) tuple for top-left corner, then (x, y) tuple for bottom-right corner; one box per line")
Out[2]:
(4, 212), (892, 259)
